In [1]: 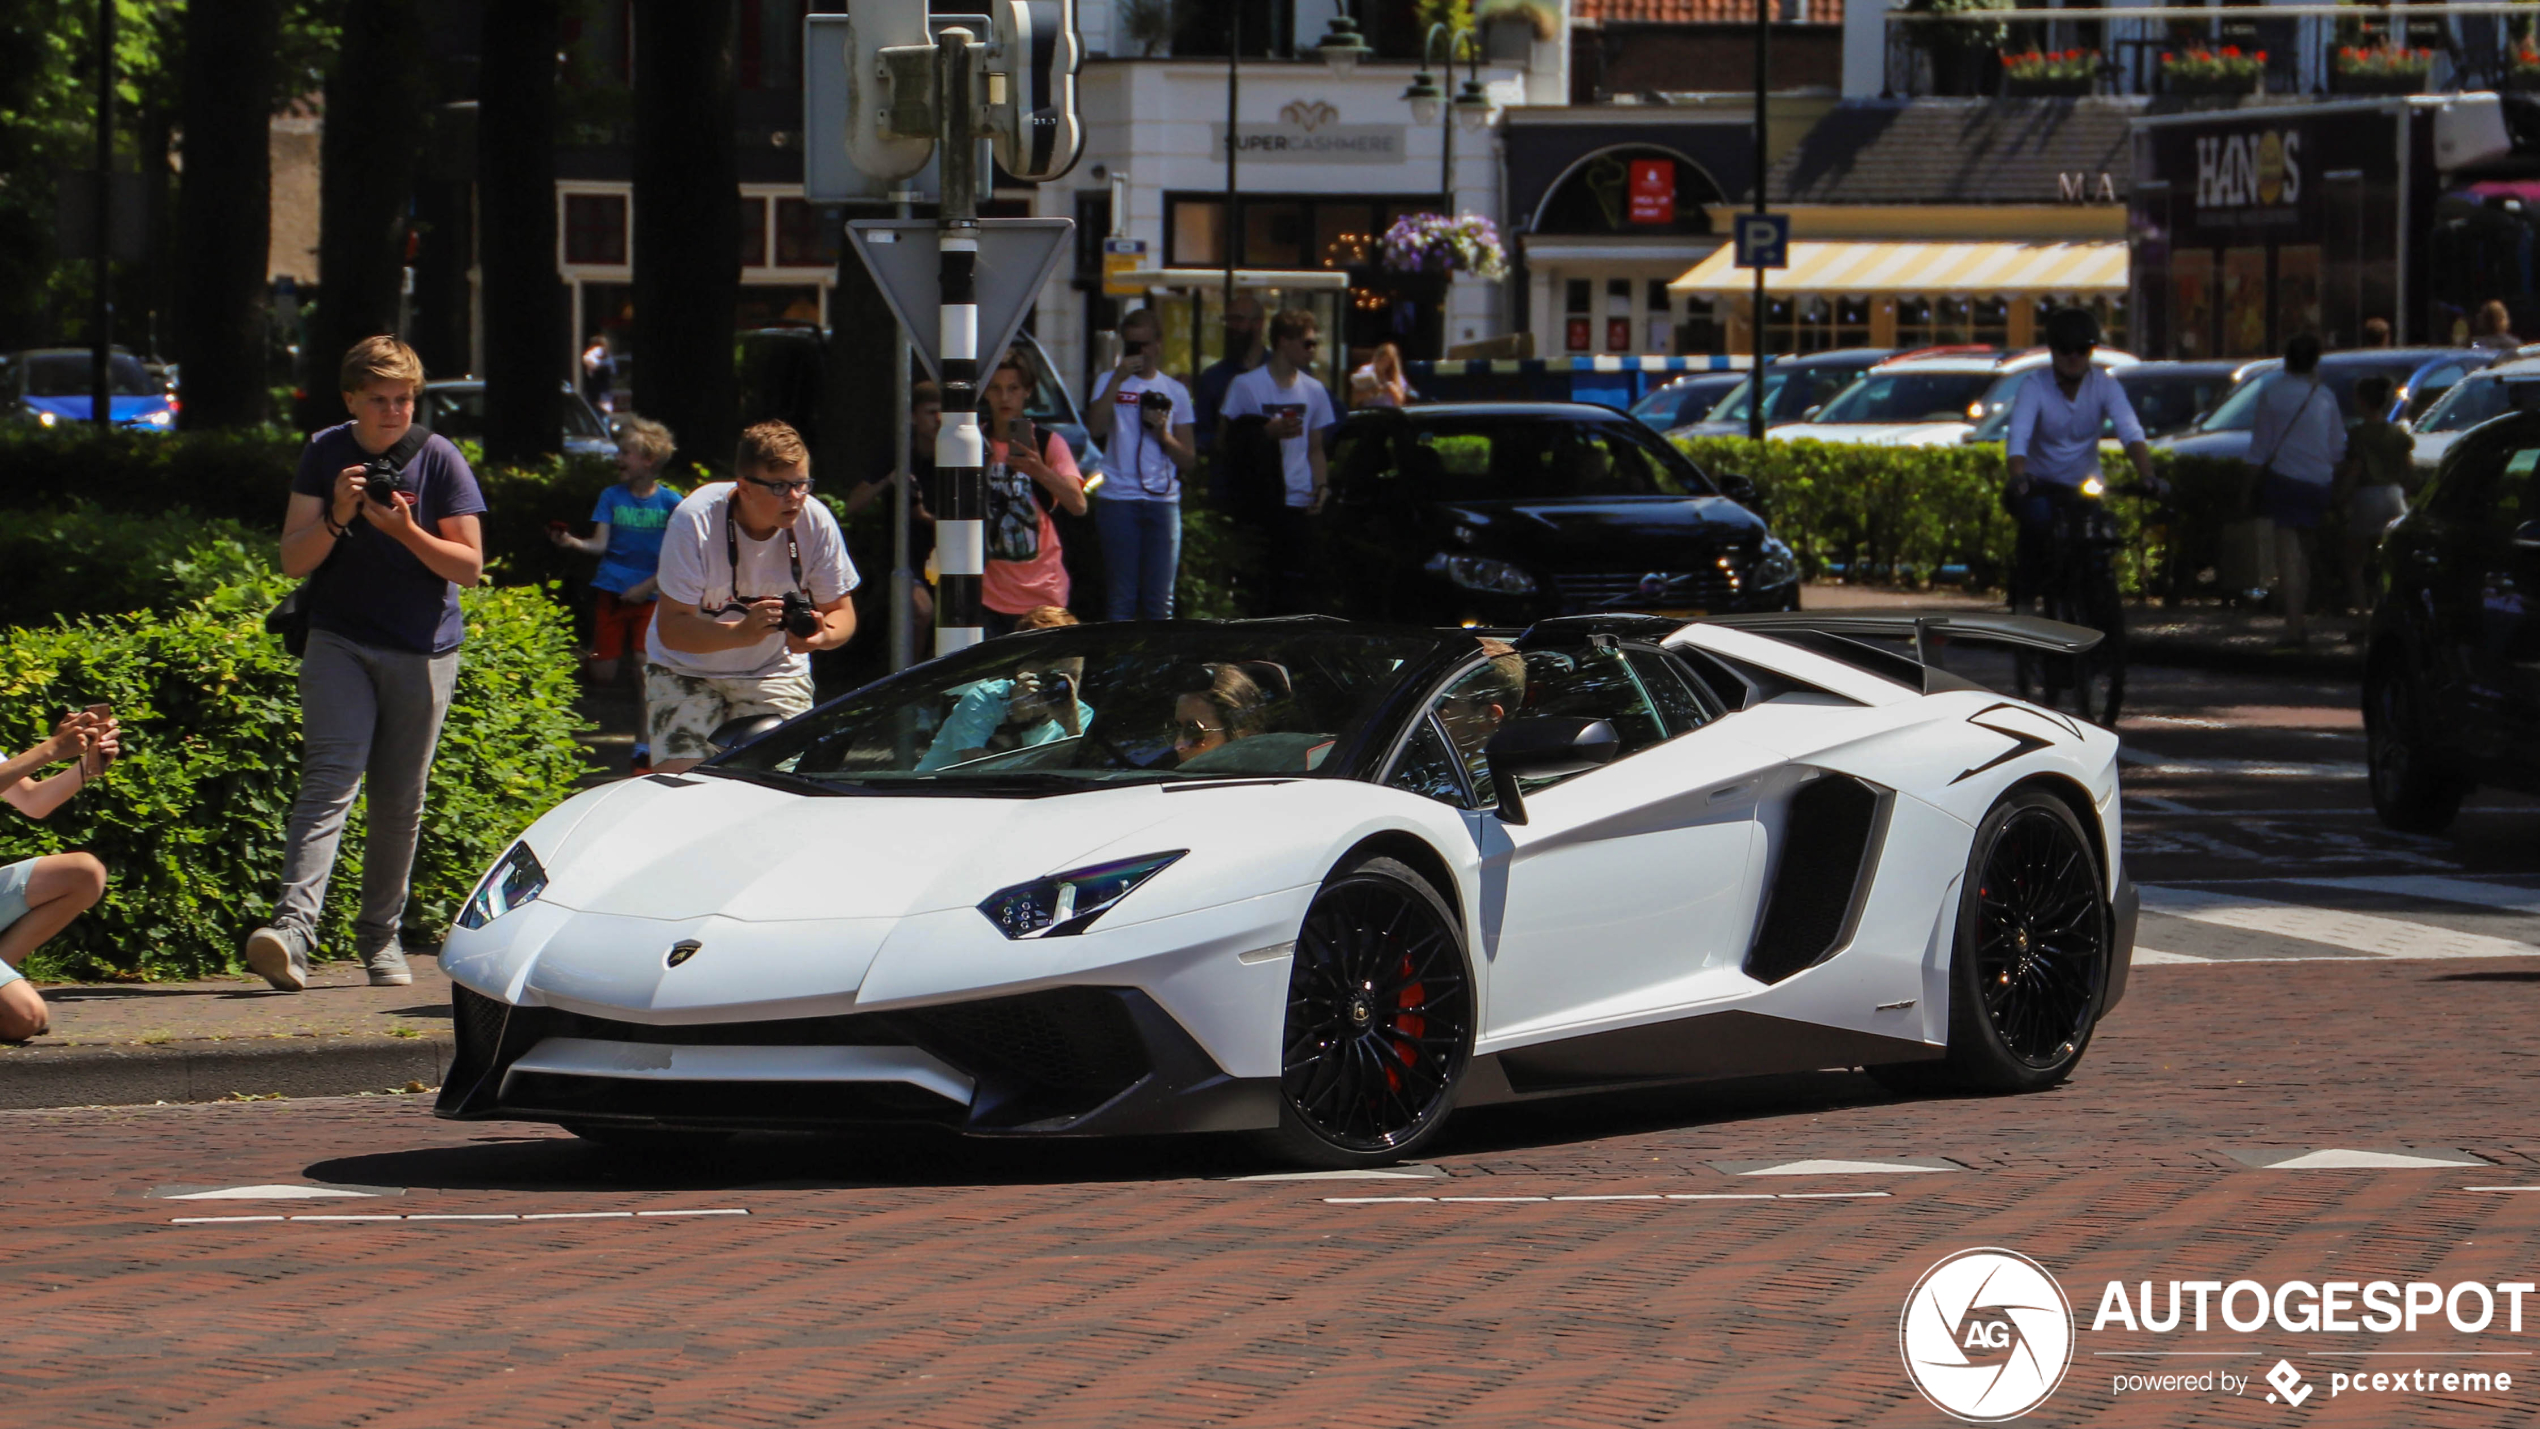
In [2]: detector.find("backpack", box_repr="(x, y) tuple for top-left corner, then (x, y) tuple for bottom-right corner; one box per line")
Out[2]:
(984, 424), (1048, 564)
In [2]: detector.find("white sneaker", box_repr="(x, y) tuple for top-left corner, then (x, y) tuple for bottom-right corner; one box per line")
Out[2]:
(243, 927), (309, 993)
(364, 943), (413, 987)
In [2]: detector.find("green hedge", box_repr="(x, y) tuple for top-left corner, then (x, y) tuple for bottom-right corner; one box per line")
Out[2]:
(0, 572), (593, 981)
(1680, 436), (2254, 597)
(0, 506), (275, 628)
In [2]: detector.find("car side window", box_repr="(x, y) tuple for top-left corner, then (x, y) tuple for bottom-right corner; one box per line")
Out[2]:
(1608, 425), (1713, 496)
(1513, 643), (1670, 777)
(1428, 654), (1527, 807)
(1384, 715), (1473, 809)
(2425, 427), (2518, 520)
(1628, 647), (1722, 734)
(2496, 448), (2537, 528)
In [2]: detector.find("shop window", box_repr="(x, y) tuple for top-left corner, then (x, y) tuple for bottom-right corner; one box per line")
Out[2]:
(1971, 297), (2009, 349)
(1316, 204), (1379, 269)
(2221, 247), (2269, 356)
(1170, 200), (1225, 266)
(740, 196), (767, 268)
(563, 193), (628, 267)
(1678, 297), (1723, 356)
(1767, 295), (1871, 354)
(1244, 202), (1306, 271)
(2173, 251), (2215, 359)
(773, 198), (838, 267)
(2030, 296), (2129, 354)
(1566, 279), (1591, 314)
(2275, 245), (2322, 345)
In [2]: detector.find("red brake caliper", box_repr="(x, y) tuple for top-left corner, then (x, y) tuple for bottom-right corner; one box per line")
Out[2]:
(1389, 952), (1427, 1088)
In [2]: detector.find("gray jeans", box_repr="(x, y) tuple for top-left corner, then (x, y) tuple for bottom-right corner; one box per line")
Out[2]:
(271, 629), (459, 952)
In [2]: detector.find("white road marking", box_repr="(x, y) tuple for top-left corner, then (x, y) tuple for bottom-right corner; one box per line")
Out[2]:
(1323, 1196), (1435, 1204)
(2462, 1187), (2540, 1193)
(170, 1208), (749, 1225)
(1438, 1196), (1547, 1203)
(521, 1211), (636, 1220)
(1322, 1191), (1896, 1205)
(2233, 1149), (2490, 1170)
(288, 1214), (403, 1222)
(2286, 875), (2540, 915)
(637, 1208), (751, 1217)
(170, 1216), (285, 1224)
(1228, 1168), (1438, 1182)
(157, 1184), (378, 1201)
(1717, 1158), (1958, 1175)
(2140, 886), (2540, 960)
(2131, 949), (2212, 964)
(405, 1214), (519, 1221)
(2119, 748), (2367, 779)
(1551, 1194), (1665, 1202)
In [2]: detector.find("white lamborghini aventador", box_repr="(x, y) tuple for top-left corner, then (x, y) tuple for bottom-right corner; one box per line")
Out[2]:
(437, 612), (2137, 1167)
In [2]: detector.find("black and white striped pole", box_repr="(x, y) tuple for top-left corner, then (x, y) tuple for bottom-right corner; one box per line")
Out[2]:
(933, 27), (986, 655)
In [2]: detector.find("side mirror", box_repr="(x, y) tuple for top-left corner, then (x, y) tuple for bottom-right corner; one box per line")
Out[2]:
(1715, 471), (1762, 508)
(706, 713), (788, 755)
(2515, 520), (2540, 550)
(1484, 716), (1619, 825)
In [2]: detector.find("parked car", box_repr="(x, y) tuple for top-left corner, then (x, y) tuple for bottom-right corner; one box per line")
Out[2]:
(1628, 371), (1746, 434)
(2364, 406), (2540, 832)
(1775, 347), (2133, 449)
(1964, 358), (2246, 446)
(1311, 402), (1802, 627)
(2152, 348), (2493, 463)
(419, 380), (615, 459)
(3, 347), (176, 431)
(1671, 348), (1900, 440)
(2401, 356), (2540, 474)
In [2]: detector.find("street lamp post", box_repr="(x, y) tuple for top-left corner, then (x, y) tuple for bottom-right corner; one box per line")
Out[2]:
(1402, 24), (1492, 213)
(1216, 7), (1372, 362)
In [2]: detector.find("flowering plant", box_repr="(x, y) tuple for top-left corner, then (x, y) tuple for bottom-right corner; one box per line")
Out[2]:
(2160, 45), (2266, 79)
(1380, 212), (1510, 281)
(2513, 39), (2540, 74)
(2334, 43), (2434, 74)
(2000, 47), (2098, 79)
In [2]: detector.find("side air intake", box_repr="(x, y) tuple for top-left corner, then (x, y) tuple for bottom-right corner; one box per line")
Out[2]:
(1744, 774), (1885, 985)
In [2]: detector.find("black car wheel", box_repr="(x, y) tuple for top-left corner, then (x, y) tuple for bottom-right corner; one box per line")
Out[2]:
(2367, 665), (2469, 834)
(1873, 790), (2108, 1095)
(1272, 856), (1473, 1168)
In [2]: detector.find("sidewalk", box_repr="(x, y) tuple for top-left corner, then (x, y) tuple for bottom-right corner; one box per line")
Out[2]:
(1799, 582), (2365, 676)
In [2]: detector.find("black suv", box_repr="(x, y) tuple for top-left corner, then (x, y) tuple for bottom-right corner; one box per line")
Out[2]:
(2365, 408), (2540, 831)
(1308, 402), (1802, 627)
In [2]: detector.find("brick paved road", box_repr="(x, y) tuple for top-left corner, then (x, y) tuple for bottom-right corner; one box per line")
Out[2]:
(6, 661), (2539, 1428)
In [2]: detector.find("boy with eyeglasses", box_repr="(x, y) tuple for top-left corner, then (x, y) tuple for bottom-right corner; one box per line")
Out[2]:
(644, 421), (859, 773)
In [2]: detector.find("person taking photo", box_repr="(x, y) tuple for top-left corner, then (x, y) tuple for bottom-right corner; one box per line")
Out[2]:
(244, 335), (487, 993)
(0, 710), (117, 1040)
(646, 421), (858, 773)
(980, 348), (1089, 635)
(1085, 308), (1195, 620)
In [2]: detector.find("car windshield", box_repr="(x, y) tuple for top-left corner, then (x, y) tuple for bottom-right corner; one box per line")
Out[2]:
(1706, 363), (1875, 426)
(709, 626), (1444, 790)
(1381, 418), (1700, 499)
(2415, 373), (2524, 433)
(1629, 376), (1739, 429)
(1812, 370), (1998, 426)
(2196, 361), (2418, 432)
(2116, 371), (2227, 437)
(26, 353), (155, 397)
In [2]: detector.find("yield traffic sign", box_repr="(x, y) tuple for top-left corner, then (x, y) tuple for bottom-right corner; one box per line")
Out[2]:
(846, 217), (1075, 383)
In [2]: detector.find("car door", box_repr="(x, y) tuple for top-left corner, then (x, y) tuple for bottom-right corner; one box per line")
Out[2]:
(2470, 444), (2540, 774)
(1383, 640), (1779, 1040)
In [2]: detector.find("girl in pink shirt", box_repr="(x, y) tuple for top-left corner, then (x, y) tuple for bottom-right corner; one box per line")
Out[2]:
(980, 351), (1090, 632)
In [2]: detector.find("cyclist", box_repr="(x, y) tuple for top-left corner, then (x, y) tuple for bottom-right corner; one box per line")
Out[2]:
(2004, 307), (2158, 613)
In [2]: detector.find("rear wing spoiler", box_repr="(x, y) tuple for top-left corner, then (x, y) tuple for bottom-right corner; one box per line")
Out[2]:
(1690, 611), (2104, 695)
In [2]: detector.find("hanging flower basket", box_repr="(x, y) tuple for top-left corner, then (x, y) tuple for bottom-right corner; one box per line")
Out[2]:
(2000, 47), (2097, 95)
(2160, 46), (2265, 97)
(2331, 44), (2434, 93)
(2508, 46), (2540, 90)
(1381, 213), (1510, 282)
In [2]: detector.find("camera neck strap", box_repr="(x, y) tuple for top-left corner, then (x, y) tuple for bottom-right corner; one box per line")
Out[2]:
(720, 492), (804, 609)
(376, 425), (429, 472)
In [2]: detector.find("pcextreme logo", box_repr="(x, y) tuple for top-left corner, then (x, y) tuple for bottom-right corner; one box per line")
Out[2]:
(1900, 1248), (2076, 1422)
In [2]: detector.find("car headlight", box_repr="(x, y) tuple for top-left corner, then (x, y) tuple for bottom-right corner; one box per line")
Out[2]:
(977, 851), (1186, 940)
(141, 408), (173, 427)
(1424, 552), (1539, 595)
(33, 408), (56, 427)
(457, 842), (548, 930)
(1754, 536), (1800, 587)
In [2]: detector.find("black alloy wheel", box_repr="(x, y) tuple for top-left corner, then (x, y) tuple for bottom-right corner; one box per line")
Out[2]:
(1876, 790), (2108, 1094)
(2366, 667), (2469, 834)
(1273, 856), (1473, 1167)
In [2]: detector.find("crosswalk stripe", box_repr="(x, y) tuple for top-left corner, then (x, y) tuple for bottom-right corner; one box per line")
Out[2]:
(2284, 876), (2540, 916)
(2138, 886), (2540, 960)
(2131, 948), (2210, 964)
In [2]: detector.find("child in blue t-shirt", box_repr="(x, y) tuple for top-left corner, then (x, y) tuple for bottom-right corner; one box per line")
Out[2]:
(552, 416), (683, 772)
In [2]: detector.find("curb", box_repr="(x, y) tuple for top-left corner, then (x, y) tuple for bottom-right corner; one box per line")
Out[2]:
(0, 1034), (455, 1111)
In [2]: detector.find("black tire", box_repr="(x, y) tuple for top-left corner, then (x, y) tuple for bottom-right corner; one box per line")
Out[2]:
(2367, 666), (2469, 834)
(1876, 790), (2110, 1094)
(561, 1121), (735, 1157)
(1270, 856), (1474, 1169)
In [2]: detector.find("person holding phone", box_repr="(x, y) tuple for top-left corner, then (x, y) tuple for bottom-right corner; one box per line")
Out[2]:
(0, 710), (118, 1040)
(1219, 308), (1339, 612)
(979, 349), (1088, 635)
(244, 336), (487, 994)
(1084, 308), (1195, 620)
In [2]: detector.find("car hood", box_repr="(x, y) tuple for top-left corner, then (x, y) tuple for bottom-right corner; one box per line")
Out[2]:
(26, 395), (169, 424)
(530, 772), (1185, 923)
(2152, 428), (2251, 459)
(1429, 494), (1765, 564)
(1771, 421), (1971, 447)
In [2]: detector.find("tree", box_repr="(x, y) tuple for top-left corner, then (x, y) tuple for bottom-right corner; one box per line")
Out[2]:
(631, 0), (738, 471)
(174, 0), (279, 429)
(478, 0), (562, 463)
(304, 0), (425, 426)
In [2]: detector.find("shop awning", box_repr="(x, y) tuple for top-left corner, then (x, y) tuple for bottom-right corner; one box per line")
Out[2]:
(1668, 241), (2128, 298)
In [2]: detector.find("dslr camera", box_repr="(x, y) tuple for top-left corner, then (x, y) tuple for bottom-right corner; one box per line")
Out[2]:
(362, 455), (406, 504)
(778, 590), (821, 639)
(1137, 389), (1174, 420)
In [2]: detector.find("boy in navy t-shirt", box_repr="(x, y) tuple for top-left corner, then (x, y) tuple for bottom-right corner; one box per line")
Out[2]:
(552, 415), (683, 772)
(243, 336), (487, 993)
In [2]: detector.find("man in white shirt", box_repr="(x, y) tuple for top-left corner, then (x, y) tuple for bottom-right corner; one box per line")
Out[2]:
(1220, 307), (1338, 514)
(1085, 307), (1197, 620)
(645, 421), (859, 771)
(2005, 308), (2156, 612)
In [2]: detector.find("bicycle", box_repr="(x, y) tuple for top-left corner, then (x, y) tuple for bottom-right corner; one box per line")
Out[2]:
(2009, 478), (2164, 728)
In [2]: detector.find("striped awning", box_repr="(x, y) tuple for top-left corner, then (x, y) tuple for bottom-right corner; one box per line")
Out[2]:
(1668, 241), (2128, 298)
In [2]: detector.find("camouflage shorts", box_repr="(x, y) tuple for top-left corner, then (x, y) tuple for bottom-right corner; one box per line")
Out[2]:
(643, 664), (815, 762)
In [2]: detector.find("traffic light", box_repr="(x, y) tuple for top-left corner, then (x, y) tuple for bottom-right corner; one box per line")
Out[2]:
(986, 0), (1082, 183)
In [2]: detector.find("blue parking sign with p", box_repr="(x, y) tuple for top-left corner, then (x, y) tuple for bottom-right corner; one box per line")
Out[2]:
(1735, 212), (1790, 270)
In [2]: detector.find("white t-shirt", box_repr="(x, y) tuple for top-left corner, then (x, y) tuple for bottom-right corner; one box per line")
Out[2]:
(644, 482), (859, 680)
(1222, 365), (1338, 508)
(1091, 370), (1194, 501)
(2006, 367), (2145, 488)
